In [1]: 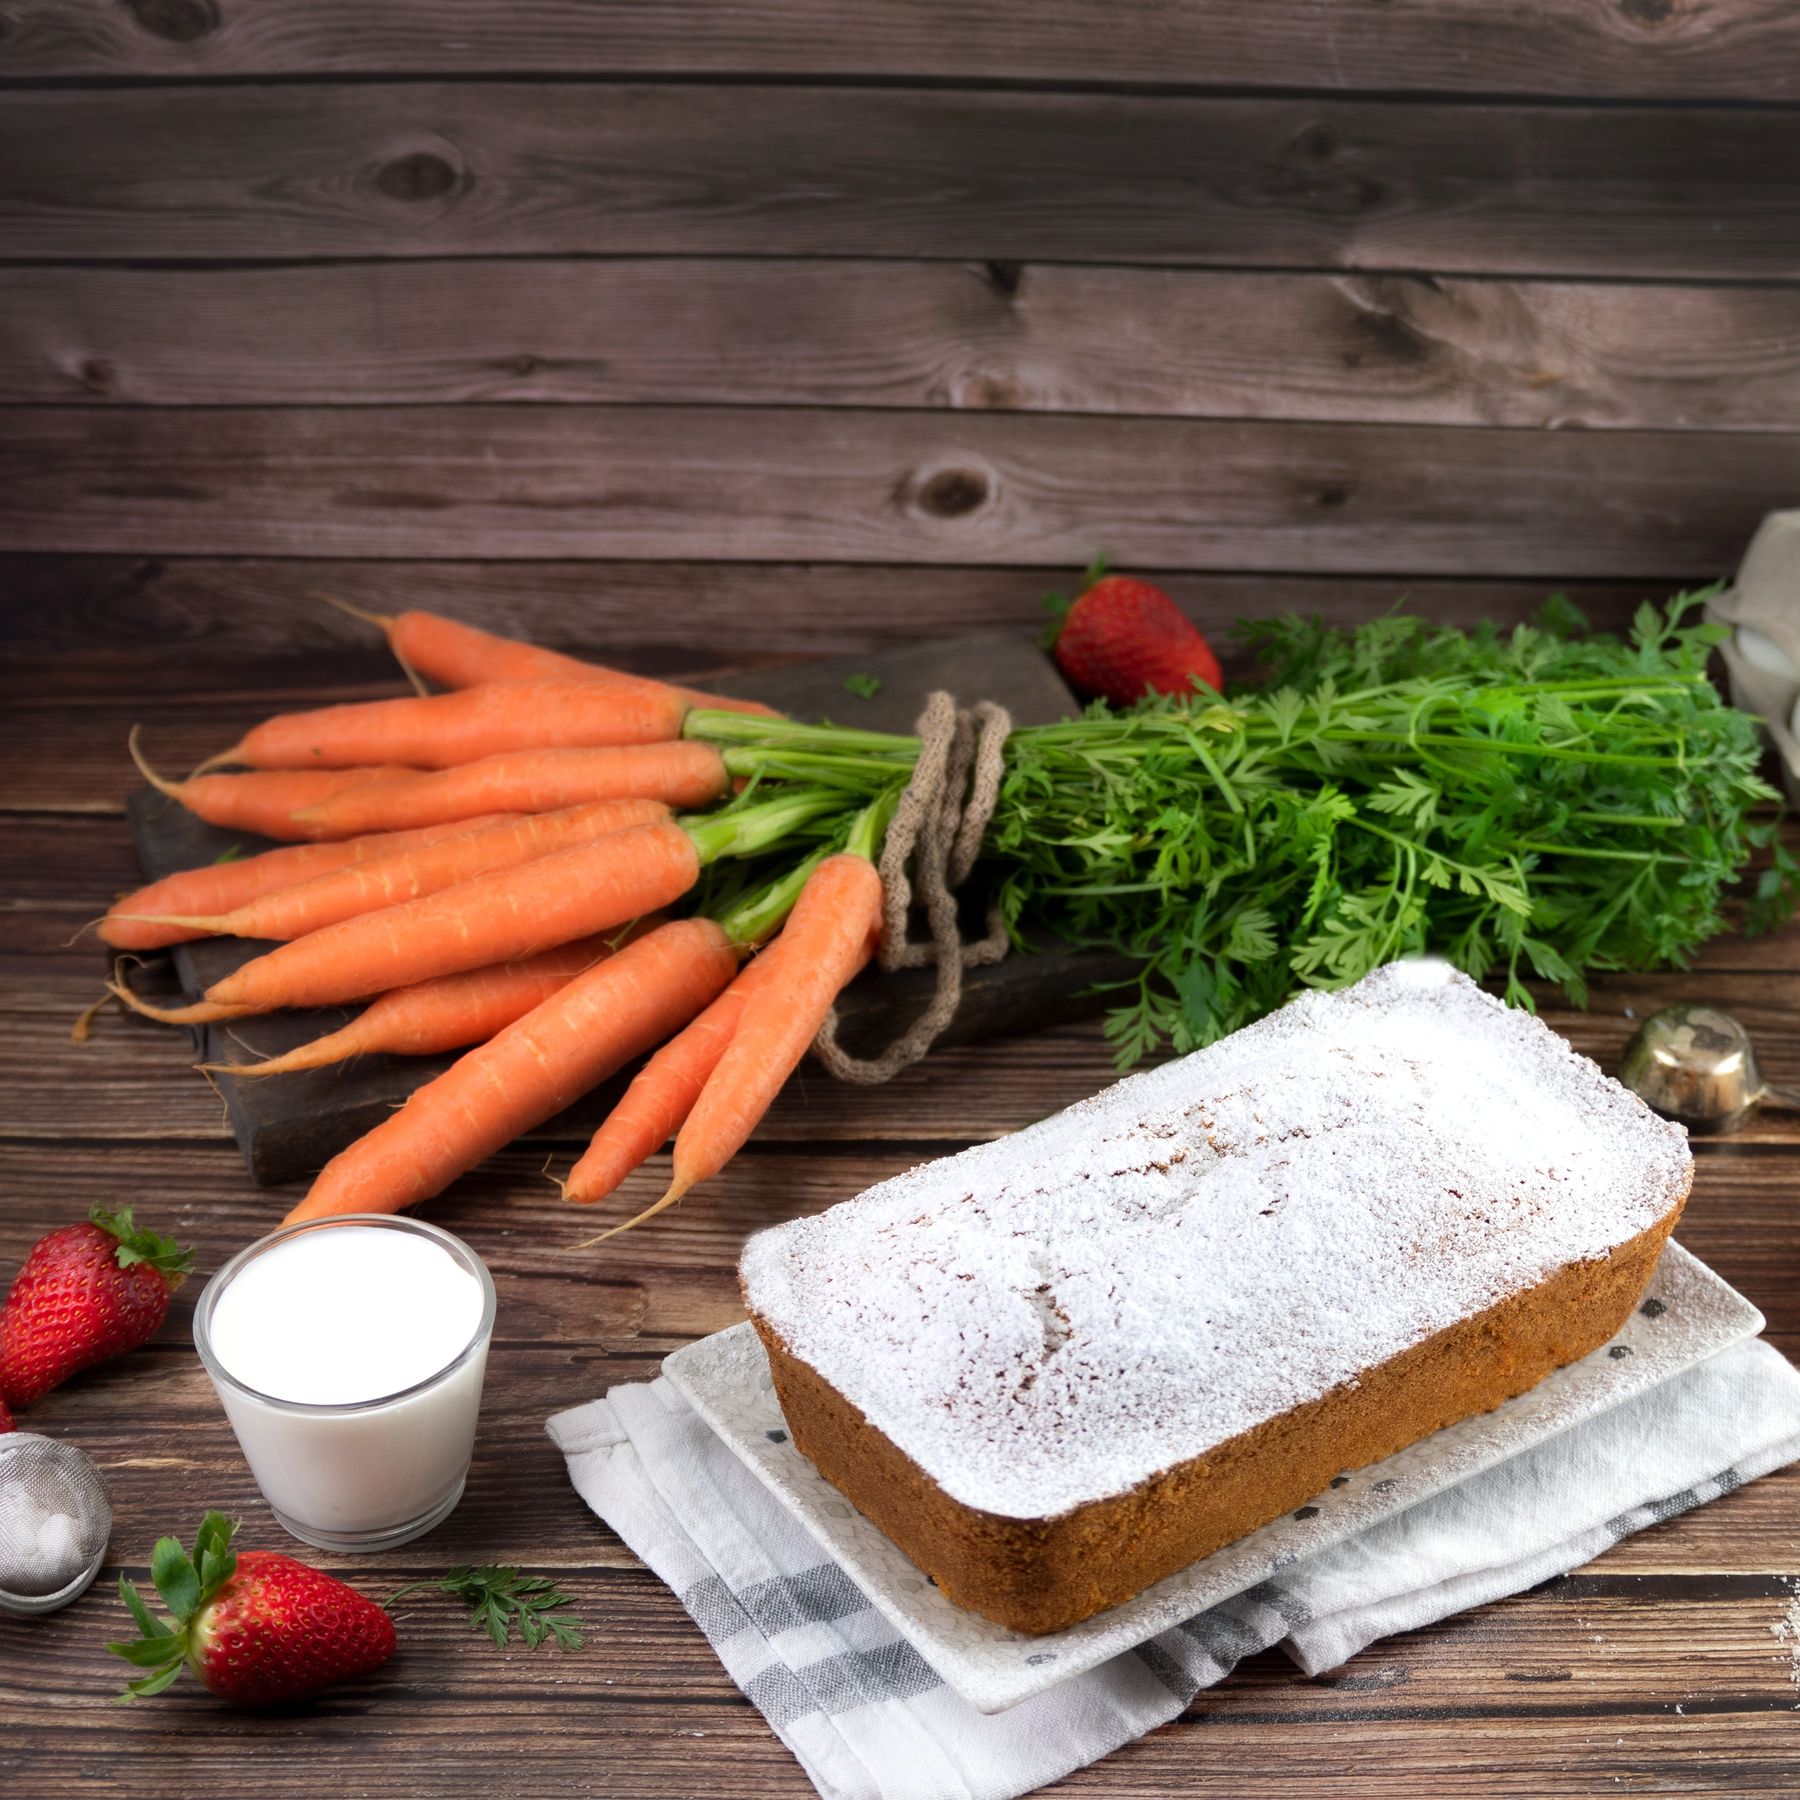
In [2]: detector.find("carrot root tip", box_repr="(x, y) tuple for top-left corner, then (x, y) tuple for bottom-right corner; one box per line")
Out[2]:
(63, 915), (105, 949)
(567, 1176), (692, 1249)
(315, 591), (397, 631)
(104, 978), (249, 1027)
(126, 725), (184, 803)
(193, 1058), (281, 1079)
(189, 746), (249, 776)
(193, 1063), (231, 1121)
(69, 990), (115, 1045)
(393, 643), (431, 699)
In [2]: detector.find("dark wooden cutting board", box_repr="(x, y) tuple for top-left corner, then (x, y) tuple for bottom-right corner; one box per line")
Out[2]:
(123, 631), (1134, 1186)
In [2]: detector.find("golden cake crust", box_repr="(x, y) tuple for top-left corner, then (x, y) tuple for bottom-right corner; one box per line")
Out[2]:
(746, 1198), (1685, 1635)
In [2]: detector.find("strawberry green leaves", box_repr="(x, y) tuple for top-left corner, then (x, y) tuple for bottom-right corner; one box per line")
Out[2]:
(110, 1512), (238, 1700)
(150, 1531), (202, 1620)
(90, 1207), (194, 1284)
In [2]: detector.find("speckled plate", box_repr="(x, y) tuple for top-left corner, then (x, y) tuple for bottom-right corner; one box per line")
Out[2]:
(663, 1241), (1760, 1714)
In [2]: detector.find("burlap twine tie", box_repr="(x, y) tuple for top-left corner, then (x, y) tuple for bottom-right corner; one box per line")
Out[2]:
(812, 691), (1013, 1084)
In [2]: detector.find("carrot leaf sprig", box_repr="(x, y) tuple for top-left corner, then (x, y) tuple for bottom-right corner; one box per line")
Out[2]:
(386, 1566), (586, 1652)
(688, 591), (1793, 1066)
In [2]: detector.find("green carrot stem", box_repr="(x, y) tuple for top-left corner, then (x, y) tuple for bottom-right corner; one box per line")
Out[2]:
(720, 747), (905, 791)
(685, 710), (920, 754)
(680, 789), (846, 866)
(1508, 839), (1686, 865)
(715, 848), (834, 948)
(712, 789), (900, 948)
(1315, 730), (1684, 768)
(843, 787), (900, 863)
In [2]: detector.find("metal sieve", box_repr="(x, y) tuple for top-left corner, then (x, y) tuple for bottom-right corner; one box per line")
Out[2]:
(0, 1433), (113, 1616)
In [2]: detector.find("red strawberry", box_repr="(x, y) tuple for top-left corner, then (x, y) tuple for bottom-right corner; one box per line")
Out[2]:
(111, 1513), (397, 1703)
(1049, 566), (1223, 706)
(0, 1207), (192, 1408)
(0, 1393), (13, 1432)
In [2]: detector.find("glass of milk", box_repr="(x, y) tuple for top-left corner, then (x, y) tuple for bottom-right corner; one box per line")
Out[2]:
(194, 1216), (496, 1552)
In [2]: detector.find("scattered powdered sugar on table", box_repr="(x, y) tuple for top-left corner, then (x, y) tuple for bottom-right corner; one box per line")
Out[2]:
(741, 961), (1693, 1519)
(1774, 1580), (1800, 1703)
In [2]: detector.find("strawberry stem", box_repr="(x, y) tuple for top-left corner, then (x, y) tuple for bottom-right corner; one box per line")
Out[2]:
(91, 1205), (194, 1288)
(1039, 550), (1111, 647)
(108, 1512), (237, 1700)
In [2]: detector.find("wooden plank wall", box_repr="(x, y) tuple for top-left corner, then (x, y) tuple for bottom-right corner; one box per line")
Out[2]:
(3, 1), (1800, 672)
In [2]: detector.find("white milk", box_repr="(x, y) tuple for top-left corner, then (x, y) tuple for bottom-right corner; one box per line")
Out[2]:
(196, 1219), (495, 1551)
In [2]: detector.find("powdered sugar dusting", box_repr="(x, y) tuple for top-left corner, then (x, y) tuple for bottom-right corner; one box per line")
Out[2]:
(741, 962), (1692, 1520)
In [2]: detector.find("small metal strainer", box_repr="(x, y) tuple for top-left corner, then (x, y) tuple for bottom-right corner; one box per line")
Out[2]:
(0, 1433), (112, 1616)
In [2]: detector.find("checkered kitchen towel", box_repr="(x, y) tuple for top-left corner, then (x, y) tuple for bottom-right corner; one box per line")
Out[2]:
(548, 1337), (1800, 1800)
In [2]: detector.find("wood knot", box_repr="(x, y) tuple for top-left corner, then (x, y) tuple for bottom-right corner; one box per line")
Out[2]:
(505, 353), (543, 378)
(915, 466), (990, 518)
(1618, 0), (1678, 22)
(122, 0), (221, 42)
(1315, 484), (1351, 509)
(1349, 306), (1428, 368)
(1241, 125), (1387, 218)
(77, 357), (120, 395)
(952, 370), (1030, 410)
(984, 260), (1025, 300)
(124, 558), (167, 596)
(375, 151), (461, 204)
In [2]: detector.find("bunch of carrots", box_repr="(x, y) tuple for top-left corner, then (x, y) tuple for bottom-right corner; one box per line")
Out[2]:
(100, 606), (897, 1240)
(105, 592), (1776, 1241)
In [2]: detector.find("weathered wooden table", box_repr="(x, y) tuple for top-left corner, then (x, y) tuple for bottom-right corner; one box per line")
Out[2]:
(2, 599), (1797, 1797)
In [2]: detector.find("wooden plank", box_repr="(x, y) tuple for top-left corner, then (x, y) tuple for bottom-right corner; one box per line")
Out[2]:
(2, 0), (1795, 98)
(7, 1583), (1800, 1796)
(3, 85), (1798, 276)
(17, 958), (1800, 1150)
(0, 1717), (1792, 1800)
(0, 558), (1678, 702)
(4, 1710), (1798, 1800)
(3, 406), (1794, 573)
(2, 965), (1149, 1148)
(7, 262), (1800, 431)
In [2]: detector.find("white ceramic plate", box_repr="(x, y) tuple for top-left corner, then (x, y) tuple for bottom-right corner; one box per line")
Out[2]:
(663, 1241), (1761, 1714)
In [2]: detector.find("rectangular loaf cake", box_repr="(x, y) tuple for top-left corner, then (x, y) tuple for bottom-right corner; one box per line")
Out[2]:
(740, 961), (1693, 1635)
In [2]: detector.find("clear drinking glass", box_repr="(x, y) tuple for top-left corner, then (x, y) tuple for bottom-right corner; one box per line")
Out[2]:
(193, 1215), (496, 1553)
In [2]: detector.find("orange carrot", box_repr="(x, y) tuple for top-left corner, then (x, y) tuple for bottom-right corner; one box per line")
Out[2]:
(199, 929), (645, 1079)
(290, 742), (729, 835)
(130, 729), (417, 841)
(284, 918), (737, 1222)
(560, 943), (787, 1206)
(326, 600), (779, 719)
(97, 814), (512, 951)
(114, 819), (702, 1020)
(220, 681), (689, 771)
(123, 798), (669, 942)
(586, 853), (883, 1243)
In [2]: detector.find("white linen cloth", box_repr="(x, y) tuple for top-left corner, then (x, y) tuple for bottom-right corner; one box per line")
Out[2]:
(548, 1337), (1800, 1800)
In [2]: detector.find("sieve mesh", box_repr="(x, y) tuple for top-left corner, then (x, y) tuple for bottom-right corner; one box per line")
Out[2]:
(0, 1434), (112, 1606)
